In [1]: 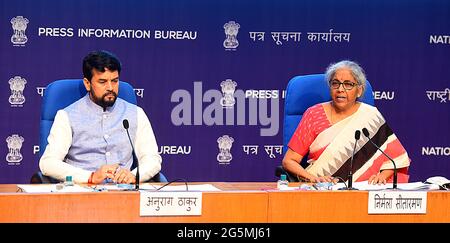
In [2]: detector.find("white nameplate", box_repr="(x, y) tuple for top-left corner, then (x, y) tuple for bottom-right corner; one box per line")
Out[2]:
(139, 191), (202, 216)
(368, 191), (427, 214)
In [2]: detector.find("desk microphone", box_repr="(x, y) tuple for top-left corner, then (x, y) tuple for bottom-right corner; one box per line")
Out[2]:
(347, 130), (360, 190)
(123, 119), (139, 190)
(362, 128), (397, 189)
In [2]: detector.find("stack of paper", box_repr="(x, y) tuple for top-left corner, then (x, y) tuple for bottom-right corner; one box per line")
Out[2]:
(331, 181), (440, 191)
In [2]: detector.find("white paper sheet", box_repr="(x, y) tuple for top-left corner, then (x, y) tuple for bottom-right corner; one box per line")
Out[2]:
(17, 184), (93, 193)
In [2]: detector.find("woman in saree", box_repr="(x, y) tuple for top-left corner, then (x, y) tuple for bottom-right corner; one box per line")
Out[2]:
(282, 60), (410, 184)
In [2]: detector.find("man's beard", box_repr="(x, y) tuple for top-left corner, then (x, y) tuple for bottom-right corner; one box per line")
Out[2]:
(91, 91), (118, 108)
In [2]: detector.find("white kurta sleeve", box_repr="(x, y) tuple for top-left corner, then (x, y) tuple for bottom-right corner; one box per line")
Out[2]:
(133, 107), (162, 181)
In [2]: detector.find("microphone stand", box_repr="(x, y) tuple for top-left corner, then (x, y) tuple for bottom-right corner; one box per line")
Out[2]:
(362, 128), (397, 190)
(123, 119), (140, 190)
(339, 130), (360, 190)
(347, 135), (359, 190)
(132, 150), (140, 190)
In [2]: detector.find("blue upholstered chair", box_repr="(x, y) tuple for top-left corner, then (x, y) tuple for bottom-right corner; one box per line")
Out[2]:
(276, 74), (375, 181)
(31, 79), (167, 183)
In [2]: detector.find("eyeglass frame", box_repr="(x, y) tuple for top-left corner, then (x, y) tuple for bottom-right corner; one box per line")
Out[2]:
(329, 79), (360, 90)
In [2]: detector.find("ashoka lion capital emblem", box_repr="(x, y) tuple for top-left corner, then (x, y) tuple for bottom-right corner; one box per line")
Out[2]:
(11, 16), (29, 45)
(220, 79), (237, 108)
(217, 135), (234, 164)
(223, 21), (240, 49)
(9, 76), (27, 105)
(6, 134), (24, 163)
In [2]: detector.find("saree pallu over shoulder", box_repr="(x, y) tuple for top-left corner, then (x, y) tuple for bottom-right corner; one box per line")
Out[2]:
(305, 103), (410, 182)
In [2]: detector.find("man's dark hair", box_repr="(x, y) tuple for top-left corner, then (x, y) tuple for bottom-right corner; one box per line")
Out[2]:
(82, 50), (122, 81)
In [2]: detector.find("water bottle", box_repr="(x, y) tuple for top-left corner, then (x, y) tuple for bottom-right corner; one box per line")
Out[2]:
(64, 175), (74, 186)
(277, 174), (289, 189)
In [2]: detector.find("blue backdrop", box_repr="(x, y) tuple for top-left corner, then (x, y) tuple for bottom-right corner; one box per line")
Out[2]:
(1, 0), (449, 183)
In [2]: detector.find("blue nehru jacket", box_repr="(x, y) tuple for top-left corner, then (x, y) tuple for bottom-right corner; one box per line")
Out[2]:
(63, 94), (138, 171)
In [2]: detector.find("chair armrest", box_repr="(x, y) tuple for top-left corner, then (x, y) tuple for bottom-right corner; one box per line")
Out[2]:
(148, 172), (168, 182)
(275, 165), (299, 182)
(30, 171), (60, 184)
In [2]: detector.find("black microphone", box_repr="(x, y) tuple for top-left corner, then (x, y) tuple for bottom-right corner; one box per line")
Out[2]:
(123, 119), (139, 190)
(362, 128), (397, 189)
(347, 130), (361, 190)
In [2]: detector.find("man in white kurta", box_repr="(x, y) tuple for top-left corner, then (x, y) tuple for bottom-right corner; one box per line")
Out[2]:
(39, 50), (161, 184)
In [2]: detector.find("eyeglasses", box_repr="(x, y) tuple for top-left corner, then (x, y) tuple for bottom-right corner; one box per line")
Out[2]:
(329, 80), (359, 90)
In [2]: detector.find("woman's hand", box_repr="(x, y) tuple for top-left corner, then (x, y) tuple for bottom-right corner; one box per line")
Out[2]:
(368, 173), (386, 185)
(309, 175), (336, 183)
(368, 170), (394, 185)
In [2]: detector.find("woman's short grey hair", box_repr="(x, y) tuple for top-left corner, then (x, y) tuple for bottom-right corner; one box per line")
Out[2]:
(325, 60), (367, 94)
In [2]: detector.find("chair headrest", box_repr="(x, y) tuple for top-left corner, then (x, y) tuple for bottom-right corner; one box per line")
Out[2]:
(285, 74), (374, 116)
(41, 79), (137, 120)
